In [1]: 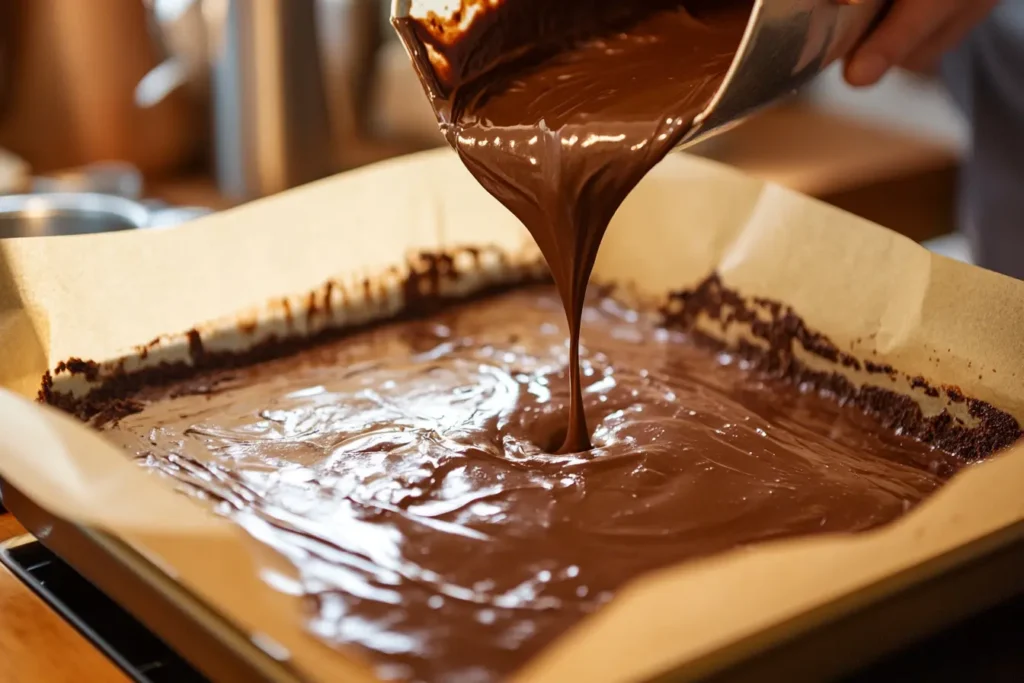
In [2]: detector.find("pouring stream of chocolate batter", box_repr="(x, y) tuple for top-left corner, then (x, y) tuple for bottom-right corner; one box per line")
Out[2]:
(396, 0), (752, 452)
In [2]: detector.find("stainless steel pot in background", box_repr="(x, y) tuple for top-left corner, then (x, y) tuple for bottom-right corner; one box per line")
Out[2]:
(0, 0), (408, 202)
(0, 192), (212, 238)
(139, 0), (414, 202)
(206, 0), (335, 201)
(0, 193), (153, 238)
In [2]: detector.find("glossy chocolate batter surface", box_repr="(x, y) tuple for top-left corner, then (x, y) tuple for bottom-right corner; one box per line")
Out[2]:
(99, 287), (962, 683)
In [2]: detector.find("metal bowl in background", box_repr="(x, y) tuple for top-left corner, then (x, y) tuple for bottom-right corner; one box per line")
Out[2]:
(30, 162), (145, 199)
(145, 204), (213, 227)
(0, 193), (153, 238)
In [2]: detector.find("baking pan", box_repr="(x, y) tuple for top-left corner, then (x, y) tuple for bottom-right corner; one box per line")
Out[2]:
(0, 534), (208, 683)
(1, 150), (1024, 682)
(0, 482), (293, 683)
(2, 477), (1023, 682)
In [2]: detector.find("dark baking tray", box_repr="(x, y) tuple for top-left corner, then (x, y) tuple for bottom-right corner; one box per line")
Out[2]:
(0, 482), (298, 683)
(3, 477), (1024, 683)
(4, 530), (1024, 683)
(0, 534), (209, 683)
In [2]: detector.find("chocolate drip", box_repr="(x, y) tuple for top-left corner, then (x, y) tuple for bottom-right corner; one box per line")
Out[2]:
(397, 0), (752, 451)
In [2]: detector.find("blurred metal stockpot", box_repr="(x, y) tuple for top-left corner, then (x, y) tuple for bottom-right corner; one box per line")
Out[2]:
(390, 0), (887, 150)
(0, 193), (212, 238)
(205, 0), (335, 201)
(0, 193), (151, 239)
(139, 0), (386, 202)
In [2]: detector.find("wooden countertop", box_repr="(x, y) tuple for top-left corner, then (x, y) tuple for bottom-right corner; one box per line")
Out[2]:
(0, 514), (128, 683)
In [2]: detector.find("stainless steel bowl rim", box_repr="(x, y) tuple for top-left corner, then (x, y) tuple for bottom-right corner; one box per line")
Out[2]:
(0, 192), (153, 227)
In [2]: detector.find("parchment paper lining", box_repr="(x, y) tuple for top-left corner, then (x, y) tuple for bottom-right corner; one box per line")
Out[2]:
(0, 150), (1023, 683)
(39, 246), (547, 411)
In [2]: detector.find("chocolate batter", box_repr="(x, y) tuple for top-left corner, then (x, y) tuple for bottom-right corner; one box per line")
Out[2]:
(396, 0), (752, 452)
(99, 287), (964, 683)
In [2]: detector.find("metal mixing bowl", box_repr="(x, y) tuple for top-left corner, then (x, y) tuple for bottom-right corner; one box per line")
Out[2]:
(0, 193), (153, 238)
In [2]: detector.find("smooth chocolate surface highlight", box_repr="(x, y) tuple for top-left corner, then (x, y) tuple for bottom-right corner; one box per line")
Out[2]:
(397, 0), (752, 452)
(97, 286), (967, 683)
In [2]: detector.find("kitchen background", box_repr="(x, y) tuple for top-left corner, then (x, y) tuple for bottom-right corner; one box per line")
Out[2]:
(0, 0), (970, 262)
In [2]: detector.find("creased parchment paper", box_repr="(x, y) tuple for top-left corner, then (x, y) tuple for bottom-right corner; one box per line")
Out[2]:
(1, 149), (1023, 683)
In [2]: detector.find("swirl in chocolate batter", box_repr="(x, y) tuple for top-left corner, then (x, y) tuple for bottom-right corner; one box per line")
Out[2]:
(396, 0), (753, 451)
(100, 288), (963, 683)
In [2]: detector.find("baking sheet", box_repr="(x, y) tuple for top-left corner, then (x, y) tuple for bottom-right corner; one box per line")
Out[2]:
(0, 149), (1023, 682)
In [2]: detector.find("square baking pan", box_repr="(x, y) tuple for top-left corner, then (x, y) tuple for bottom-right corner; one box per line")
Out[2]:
(1, 150), (1023, 682)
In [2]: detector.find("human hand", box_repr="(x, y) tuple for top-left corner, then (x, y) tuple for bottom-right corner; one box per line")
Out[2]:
(838, 0), (1000, 86)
